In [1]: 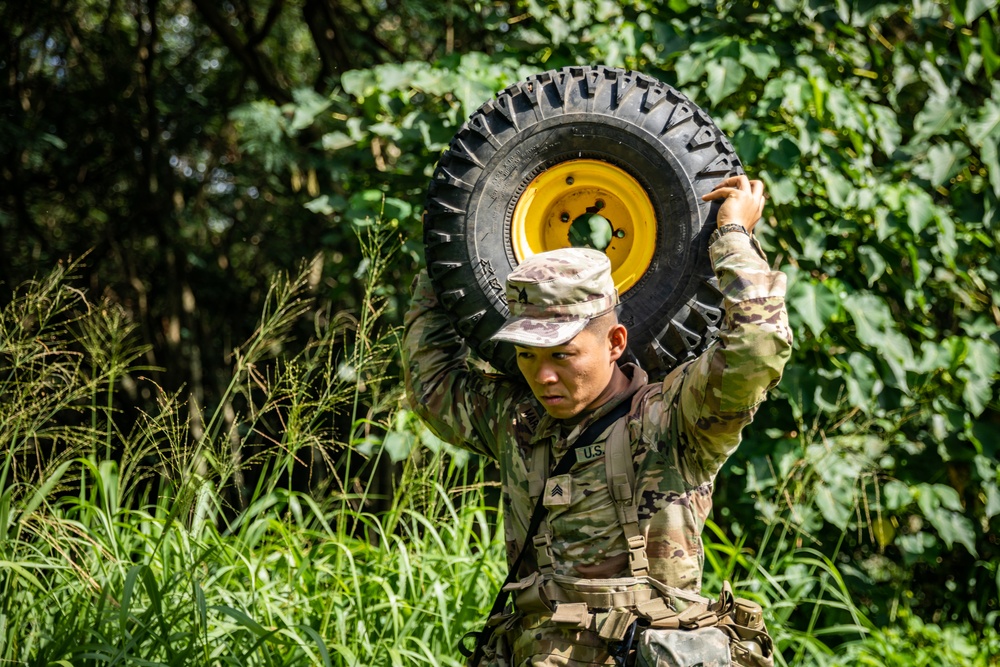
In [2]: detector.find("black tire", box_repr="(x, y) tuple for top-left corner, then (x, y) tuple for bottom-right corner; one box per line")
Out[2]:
(423, 65), (742, 379)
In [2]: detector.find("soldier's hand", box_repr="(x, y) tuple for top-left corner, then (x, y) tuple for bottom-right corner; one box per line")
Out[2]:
(701, 175), (766, 234)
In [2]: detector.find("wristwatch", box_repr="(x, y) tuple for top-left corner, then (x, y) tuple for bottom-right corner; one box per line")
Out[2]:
(709, 223), (751, 246)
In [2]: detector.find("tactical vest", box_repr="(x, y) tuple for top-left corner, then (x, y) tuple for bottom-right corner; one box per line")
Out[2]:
(476, 378), (775, 667)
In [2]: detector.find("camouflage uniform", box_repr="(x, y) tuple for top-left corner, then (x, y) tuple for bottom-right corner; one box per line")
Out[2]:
(403, 233), (792, 666)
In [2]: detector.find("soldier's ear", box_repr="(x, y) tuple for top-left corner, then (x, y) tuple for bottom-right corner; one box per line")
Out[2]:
(608, 324), (627, 361)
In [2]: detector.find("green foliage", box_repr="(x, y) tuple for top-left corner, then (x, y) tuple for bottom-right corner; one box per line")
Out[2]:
(5, 258), (984, 666)
(829, 611), (1000, 666)
(4, 0), (1000, 661)
(0, 244), (504, 664)
(257, 0), (1000, 633)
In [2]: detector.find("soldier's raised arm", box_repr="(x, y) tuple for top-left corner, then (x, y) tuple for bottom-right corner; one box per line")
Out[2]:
(402, 271), (520, 460)
(660, 175), (793, 483)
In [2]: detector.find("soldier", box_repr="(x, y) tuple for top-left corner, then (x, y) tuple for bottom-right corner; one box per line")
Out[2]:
(403, 175), (792, 666)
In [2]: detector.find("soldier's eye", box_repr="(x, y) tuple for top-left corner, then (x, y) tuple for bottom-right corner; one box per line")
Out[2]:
(517, 351), (534, 360)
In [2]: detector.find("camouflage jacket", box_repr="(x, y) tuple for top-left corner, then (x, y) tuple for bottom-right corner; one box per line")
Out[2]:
(403, 233), (792, 665)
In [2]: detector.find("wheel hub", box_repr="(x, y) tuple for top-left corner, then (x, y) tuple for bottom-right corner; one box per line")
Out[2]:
(510, 159), (656, 295)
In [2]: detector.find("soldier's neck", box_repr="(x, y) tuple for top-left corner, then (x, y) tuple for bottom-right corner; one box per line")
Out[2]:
(562, 364), (630, 427)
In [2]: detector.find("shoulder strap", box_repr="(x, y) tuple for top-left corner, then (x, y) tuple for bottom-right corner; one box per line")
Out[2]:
(461, 398), (632, 662)
(604, 416), (649, 576)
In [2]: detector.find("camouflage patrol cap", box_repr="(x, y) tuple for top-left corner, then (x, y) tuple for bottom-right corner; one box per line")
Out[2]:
(491, 248), (618, 347)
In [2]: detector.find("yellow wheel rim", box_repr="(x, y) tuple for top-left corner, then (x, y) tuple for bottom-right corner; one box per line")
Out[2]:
(510, 159), (656, 294)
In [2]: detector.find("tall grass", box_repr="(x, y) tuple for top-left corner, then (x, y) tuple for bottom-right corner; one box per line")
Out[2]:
(2, 248), (987, 665)
(0, 245), (503, 665)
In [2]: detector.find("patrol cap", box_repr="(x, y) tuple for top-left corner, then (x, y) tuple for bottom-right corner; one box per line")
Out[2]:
(490, 247), (618, 347)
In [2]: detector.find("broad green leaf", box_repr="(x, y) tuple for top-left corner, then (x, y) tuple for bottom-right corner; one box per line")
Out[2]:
(289, 88), (332, 131)
(765, 136), (801, 170)
(913, 142), (971, 187)
(871, 105), (902, 155)
(777, 364), (817, 421)
(374, 62), (418, 93)
(305, 195), (335, 215)
(41, 133), (67, 150)
(913, 90), (965, 141)
(322, 131), (356, 151)
(919, 59), (950, 96)
(675, 52), (707, 86)
(857, 246), (887, 286)
(981, 139), (1000, 197)
(967, 94), (1000, 145)
(818, 165), (854, 208)
(546, 14), (571, 44)
(843, 351), (883, 411)
(383, 197), (413, 222)
(935, 212), (958, 267)
(760, 170), (797, 205)
(882, 480), (913, 511)
(842, 292), (914, 387)
(982, 18), (1000, 76)
(985, 483), (1000, 520)
(787, 279), (839, 337)
(842, 292), (892, 347)
(368, 121), (403, 140)
(925, 508), (977, 555)
(705, 58), (747, 104)
(382, 430), (415, 462)
(904, 187), (935, 235)
(895, 531), (936, 558)
(738, 43), (780, 79)
(792, 219), (828, 264)
(815, 483), (852, 529)
(341, 69), (377, 99)
(965, 0), (998, 24)
(879, 329), (917, 388)
(810, 444), (863, 528)
(960, 338), (1000, 416)
(932, 484), (964, 512)
(825, 87), (862, 133)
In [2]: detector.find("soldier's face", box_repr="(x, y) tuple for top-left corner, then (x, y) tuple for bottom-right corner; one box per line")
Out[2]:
(514, 324), (627, 419)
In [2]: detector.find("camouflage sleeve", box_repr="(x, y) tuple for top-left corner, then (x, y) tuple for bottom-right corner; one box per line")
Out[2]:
(402, 270), (519, 460)
(656, 232), (793, 484)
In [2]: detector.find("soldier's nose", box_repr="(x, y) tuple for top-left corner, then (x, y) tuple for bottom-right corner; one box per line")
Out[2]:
(535, 363), (559, 385)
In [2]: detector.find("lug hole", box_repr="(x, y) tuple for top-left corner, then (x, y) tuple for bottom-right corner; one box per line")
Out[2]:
(560, 212), (570, 222)
(565, 176), (574, 185)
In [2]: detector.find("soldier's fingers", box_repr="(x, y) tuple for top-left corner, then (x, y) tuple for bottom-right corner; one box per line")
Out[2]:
(709, 176), (744, 191)
(702, 187), (740, 201)
(749, 179), (764, 199)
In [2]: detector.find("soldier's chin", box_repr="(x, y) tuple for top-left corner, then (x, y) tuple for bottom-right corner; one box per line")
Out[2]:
(539, 396), (582, 419)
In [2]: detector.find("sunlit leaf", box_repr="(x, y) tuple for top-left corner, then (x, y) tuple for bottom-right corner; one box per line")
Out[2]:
(787, 278), (839, 337)
(913, 142), (971, 186)
(738, 43), (780, 79)
(925, 507), (978, 555)
(913, 90), (964, 141)
(818, 165), (854, 208)
(904, 187), (935, 234)
(965, 0), (998, 24)
(857, 246), (886, 286)
(843, 351), (883, 411)
(960, 339), (1000, 416)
